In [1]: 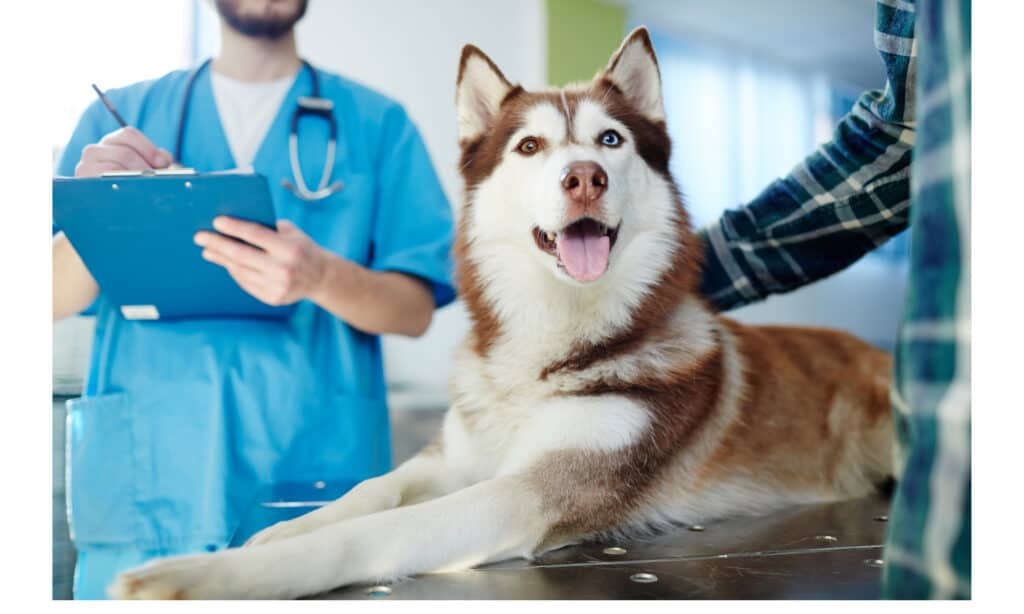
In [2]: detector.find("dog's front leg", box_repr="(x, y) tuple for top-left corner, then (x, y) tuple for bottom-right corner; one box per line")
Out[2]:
(243, 451), (461, 547)
(109, 474), (554, 600)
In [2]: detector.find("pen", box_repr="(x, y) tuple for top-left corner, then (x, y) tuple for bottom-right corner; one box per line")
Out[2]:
(91, 83), (128, 128)
(91, 83), (181, 168)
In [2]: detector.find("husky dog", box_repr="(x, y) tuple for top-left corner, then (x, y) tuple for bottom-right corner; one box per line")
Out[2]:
(110, 28), (894, 599)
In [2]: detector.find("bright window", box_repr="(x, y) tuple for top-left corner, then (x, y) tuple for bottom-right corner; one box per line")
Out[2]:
(652, 31), (837, 230)
(49, 1), (199, 168)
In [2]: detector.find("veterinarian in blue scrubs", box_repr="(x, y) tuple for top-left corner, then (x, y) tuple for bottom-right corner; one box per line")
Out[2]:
(52, 0), (454, 599)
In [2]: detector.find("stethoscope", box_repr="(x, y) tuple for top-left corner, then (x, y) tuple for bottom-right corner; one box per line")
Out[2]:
(176, 59), (344, 201)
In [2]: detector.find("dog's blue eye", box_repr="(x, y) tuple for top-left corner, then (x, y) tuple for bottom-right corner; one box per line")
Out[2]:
(600, 130), (623, 147)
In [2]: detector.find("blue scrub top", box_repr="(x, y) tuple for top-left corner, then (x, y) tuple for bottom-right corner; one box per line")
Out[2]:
(55, 63), (455, 551)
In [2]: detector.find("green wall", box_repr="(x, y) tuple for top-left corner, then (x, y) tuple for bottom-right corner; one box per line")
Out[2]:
(546, 0), (628, 87)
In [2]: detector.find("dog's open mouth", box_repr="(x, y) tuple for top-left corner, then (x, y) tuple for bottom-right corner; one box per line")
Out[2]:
(533, 218), (620, 282)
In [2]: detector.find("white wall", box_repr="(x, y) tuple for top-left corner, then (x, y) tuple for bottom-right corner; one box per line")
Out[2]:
(296, 0), (547, 399)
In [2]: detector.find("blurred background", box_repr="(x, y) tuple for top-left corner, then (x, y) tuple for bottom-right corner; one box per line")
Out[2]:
(51, 0), (908, 598)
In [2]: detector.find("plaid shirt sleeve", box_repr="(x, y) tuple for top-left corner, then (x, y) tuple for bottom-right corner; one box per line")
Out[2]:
(697, 0), (917, 311)
(883, 0), (971, 600)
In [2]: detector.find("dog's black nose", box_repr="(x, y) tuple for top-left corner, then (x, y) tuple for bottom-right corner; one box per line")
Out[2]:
(560, 161), (608, 205)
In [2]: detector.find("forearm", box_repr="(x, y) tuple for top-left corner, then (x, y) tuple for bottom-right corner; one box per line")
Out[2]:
(698, 154), (912, 312)
(310, 251), (435, 337)
(699, 0), (917, 312)
(53, 233), (99, 321)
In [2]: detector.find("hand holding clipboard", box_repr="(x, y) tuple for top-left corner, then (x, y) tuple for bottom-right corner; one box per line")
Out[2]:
(53, 170), (290, 321)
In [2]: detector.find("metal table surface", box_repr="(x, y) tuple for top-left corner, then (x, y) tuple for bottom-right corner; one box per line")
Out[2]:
(56, 397), (890, 600)
(306, 495), (891, 600)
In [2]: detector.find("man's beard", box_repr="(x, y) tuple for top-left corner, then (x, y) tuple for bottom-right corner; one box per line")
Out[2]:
(215, 0), (309, 40)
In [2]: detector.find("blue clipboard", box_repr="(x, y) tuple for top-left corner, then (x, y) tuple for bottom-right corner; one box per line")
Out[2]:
(53, 171), (293, 320)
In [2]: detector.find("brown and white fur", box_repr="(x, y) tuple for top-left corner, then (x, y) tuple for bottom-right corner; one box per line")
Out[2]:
(109, 28), (894, 599)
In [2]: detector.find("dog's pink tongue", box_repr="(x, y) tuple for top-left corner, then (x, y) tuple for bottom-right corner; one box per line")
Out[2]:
(558, 221), (611, 282)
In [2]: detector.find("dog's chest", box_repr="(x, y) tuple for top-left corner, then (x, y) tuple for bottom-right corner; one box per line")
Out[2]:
(444, 344), (659, 486)
(447, 387), (549, 480)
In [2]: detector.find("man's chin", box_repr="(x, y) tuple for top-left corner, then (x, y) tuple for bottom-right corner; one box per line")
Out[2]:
(215, 0), (309, 39)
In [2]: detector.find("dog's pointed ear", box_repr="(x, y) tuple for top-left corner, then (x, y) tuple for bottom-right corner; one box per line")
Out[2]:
(457, 45), (514, 142)
(601, 27), (665, 122)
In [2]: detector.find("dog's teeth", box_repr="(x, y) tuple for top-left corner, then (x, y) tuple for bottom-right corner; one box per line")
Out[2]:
(598, 223), (608, 235)
(545, 232), (556, 243)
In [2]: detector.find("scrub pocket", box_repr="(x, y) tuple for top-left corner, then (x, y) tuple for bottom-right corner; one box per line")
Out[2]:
(65, 388), (391, 548)
(66, 388), (228, 549)
(65, 389), (393, 549)
(66, 393), (139, 546)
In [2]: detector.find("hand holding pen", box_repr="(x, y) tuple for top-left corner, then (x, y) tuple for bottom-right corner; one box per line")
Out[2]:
(76, 84), (176, 178)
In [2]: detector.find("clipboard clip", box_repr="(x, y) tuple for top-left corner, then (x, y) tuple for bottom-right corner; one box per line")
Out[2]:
(101, 167), (198, 178)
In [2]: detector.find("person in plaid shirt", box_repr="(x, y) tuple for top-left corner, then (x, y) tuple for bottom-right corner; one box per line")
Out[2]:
(697, 0), (970, 599)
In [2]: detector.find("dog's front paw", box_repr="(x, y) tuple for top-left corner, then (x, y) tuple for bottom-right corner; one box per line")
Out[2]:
(108, 553), (230, 600)
(243, 517), (309, 547)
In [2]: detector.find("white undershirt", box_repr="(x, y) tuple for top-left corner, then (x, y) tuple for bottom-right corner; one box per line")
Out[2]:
(210, 70), (296, 170)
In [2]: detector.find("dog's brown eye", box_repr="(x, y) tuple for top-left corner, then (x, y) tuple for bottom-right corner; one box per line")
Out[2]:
(516, 137), (542, 156)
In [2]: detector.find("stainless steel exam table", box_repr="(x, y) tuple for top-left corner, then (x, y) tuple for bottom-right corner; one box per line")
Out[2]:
(235, 481), (890, 600)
